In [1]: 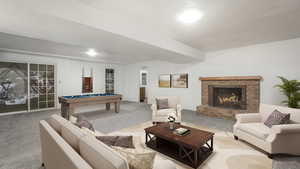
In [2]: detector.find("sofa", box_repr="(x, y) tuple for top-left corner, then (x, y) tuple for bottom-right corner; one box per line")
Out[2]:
(40, 114), (175, 169)
(151, 96), (182, 123)
(233, 104), (300, 157)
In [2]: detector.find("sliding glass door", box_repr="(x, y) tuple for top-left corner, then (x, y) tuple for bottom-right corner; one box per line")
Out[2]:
(0, 62), (28, 113)
(0, 61), (55, 114)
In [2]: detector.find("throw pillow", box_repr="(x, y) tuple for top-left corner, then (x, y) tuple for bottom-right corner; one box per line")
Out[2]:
(112, 146), (156, 169)
(156, 98), (169, 109)
(96, 136), (135, 148)
(264, 109), (290, 128)
(74, 115), (95, 131)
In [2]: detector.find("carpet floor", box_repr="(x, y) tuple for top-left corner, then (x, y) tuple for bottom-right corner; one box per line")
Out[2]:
(0, 102), (299, 169)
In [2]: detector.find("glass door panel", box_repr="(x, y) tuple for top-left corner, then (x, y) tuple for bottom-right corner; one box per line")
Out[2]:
(0, 62), (28, 113)
(30, 64), (39, 110)
(30, 64), (55, 110)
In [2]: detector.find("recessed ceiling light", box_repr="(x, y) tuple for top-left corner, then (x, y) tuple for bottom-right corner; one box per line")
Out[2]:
(177, 8), (203, 24)
(86, 48), (98, 57)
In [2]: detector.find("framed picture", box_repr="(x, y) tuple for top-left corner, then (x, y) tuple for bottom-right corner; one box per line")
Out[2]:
(159, 74), (171, 88)
(171, 74), (188, 88)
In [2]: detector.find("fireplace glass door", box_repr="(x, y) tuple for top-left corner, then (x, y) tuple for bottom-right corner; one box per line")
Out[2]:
(209, 85), (246, 110)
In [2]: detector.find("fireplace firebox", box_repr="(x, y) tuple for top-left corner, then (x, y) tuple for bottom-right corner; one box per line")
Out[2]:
(208, 85), (247, 110)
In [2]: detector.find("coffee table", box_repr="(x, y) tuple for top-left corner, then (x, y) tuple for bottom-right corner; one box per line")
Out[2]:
(145, 123), (214, 169)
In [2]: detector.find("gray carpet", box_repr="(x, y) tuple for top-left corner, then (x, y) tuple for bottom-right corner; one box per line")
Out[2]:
(0, 101), (299, 169)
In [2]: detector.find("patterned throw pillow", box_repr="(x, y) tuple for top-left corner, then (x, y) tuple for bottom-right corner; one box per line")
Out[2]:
(96, 136), (135, 148)
(264, 109), (290, 128)
(112, 146), (156, 169)
(74, 115), (95, 131)
(156, 98), (169, 109)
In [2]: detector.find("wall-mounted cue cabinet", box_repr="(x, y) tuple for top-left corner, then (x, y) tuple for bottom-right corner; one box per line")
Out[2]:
(105, 69), (114, 94)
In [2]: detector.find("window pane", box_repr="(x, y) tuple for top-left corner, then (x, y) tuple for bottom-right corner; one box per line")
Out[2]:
(39, 101), (47, 109)
(39, 64), (46, 71)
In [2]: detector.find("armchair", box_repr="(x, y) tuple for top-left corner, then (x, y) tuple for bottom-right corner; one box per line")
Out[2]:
(234, 104), (300, 157)
(151, 96), (182, 123)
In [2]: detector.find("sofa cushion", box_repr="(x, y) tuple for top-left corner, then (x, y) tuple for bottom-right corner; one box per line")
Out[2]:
(156, 99), (169, 109)
(79, 135), (128, 169)
(156, 109), (176, 116)
(48, 114), (69, 134)
(112, 146), (156, 169)
(237, 123), (271, 140)
(62, 122), (86, 152)
(264, 109), (290, 128)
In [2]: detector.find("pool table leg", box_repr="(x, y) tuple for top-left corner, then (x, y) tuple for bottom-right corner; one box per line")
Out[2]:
(106, 103), (111, 111)
(115, 102), (120, 113)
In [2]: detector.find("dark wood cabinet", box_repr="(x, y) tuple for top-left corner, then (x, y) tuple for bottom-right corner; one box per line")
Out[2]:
(82, 77), (93, 93)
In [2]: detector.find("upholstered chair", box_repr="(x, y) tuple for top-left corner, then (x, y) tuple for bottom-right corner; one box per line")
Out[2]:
(234, 104), (300, 158)
(151, 96), (182, 123)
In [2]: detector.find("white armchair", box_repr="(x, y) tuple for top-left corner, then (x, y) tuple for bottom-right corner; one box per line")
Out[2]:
(233, 104), (300, 157)
(151, 96), (182, 123)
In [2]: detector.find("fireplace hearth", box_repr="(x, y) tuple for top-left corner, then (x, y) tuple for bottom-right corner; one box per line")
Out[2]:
(197, 76), (262, 118)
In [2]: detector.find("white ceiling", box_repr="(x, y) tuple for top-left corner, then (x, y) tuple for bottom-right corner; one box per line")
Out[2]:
(0, 0), (300, 64)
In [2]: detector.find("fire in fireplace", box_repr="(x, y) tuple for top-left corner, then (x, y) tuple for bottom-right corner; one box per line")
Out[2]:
(208, 85), (247, 110)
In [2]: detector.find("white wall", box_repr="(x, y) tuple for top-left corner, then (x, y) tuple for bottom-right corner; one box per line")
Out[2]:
(0, 51), (122, 110)
(121, 38), (300, 110)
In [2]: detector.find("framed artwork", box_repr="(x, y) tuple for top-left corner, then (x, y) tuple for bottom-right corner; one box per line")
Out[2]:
(171, 74), (188, 88)
(159, 74), (171, 88)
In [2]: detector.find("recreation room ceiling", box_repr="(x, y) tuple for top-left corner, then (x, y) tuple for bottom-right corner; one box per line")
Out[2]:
(0, 0), (300, 64)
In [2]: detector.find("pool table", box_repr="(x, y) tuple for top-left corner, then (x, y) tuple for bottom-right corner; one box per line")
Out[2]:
(58, 93), (122, 119)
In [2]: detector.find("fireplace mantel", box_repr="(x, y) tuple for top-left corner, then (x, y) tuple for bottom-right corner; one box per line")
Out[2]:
(197, 76), (261, 118)
(199, 76), (263, 81)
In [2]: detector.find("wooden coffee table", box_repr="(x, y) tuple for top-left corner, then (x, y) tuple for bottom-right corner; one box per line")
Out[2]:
(145, 123), (214, 169)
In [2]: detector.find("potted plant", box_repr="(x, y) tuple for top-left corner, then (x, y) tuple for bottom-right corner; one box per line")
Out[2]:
(275, 76), (300, 108)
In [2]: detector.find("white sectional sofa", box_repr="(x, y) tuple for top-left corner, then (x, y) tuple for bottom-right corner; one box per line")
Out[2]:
(39, 114), (175, 169)
(233, 104), (300, 157)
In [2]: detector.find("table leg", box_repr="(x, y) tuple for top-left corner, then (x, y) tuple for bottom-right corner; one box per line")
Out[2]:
(210, 137), (214, 151)
(115, 102), (120, 113)
(106, 103), (110, 111)
(179, 146), (182, 157)
(68, 105), (75, 120)
(145, 133), (148, 143)
(194, 150), (198, 169)
(61, 103), (67, 119)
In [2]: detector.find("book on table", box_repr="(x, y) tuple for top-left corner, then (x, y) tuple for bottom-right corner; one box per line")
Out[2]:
(174, 127), (190, 136)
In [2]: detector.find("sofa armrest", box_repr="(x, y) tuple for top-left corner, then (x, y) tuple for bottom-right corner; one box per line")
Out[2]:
(151, 104), (157, 111)
(151, 104), (158, 118)
(271, 124), (300, 134)
(236, 113), (262, 123)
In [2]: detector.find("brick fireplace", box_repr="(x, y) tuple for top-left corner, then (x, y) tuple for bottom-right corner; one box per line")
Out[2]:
(197, 76), (262, 118)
